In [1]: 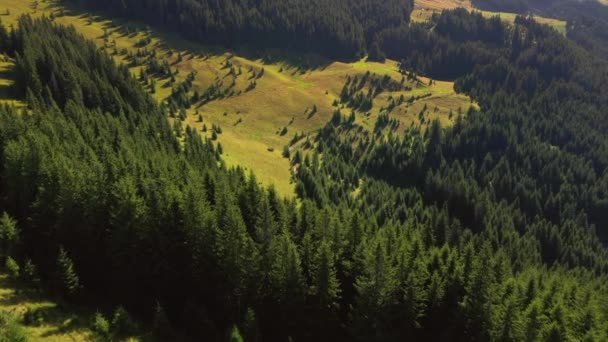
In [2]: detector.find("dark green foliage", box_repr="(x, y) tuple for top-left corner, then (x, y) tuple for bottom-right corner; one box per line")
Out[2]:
(111, 307), (137, 336)
(92, 312), (111, 338)
(472, 0), (608, 58)
(21, 258), (38, 285)
(3, 11), (608, 342)
(0, 311), (27, 342)
(56, 247), (80, 298)
(229, 325), (244, 342)
(293, 8), (608, 341)
(0, 212), (18, 259)
(282, 146), (290, 159)
(69, 0), (414, 60)
(23, 307), (49, 327)
(5, 257), (19, 279)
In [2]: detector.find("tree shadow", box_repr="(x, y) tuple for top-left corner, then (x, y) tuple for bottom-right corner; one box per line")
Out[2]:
(0, 61), (17, 101)
(43, 0), (338, 73)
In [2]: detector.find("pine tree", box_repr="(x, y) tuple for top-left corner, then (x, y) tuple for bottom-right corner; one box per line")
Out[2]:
(215, 180), (260, 293)
(56, 247), (81, 298)
(0, 212), (19, 259)
(462, 245), (493, 340)
(230, 325), (244, 342)
(269, 233), (304, 302)
(5, 257), (19, 279)
(314, 241), (340, 309)
(153, 301), (173, 338)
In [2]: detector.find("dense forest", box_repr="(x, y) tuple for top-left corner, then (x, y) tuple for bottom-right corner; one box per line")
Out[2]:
(471, 0), (608, 58)
(66, 0), (413, 60)
(294, 8), (608, 340)
(66, 0), (608, 62)
(3, 4), (608, 342)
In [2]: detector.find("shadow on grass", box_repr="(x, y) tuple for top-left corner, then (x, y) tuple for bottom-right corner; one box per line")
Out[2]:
(0, 63), (17, 101)
(43, 0), (337, 73)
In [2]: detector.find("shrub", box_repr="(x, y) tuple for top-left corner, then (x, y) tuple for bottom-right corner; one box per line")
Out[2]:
(0, 311), (27, 342)
(111, 306), (137, 336)
(229, 325), (244, 342)
(5, 257), (19, 279)
(92, 312), (110, 337)
(0, 212), (19, 259)
(21, 258), (38, 285)
(23, 307), (47, 326)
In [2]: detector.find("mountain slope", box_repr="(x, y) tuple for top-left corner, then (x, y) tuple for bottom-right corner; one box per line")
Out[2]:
(1, 1), (608, 342)
(0, 0), (472, 195)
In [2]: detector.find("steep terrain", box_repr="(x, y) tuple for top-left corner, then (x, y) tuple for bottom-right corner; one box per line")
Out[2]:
(0, 0), (473, 195)
(2, 0), (608, 341)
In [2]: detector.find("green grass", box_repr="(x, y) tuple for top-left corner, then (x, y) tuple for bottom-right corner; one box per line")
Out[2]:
(412, 0), (567, 36)
(0, 0), (474, 196)
(0, 274), (96, 341)
(0, 272), (154, 342)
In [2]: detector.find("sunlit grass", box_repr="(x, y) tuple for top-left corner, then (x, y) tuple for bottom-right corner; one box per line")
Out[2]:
(1, 0), (474, 196)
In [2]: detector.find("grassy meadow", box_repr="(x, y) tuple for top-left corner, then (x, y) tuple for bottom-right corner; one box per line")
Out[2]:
(0, 0), (473, 196)
(0, 272), (155, 341)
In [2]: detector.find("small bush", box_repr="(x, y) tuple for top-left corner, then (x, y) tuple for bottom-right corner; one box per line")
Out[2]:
(5, 257), (19, 279)
(23, 307), (48, 326)
(283, 145), (291, 159)
(111, 306), (137, 336)
(92, 312), (110, 337)
(21, 258), (38, 285)
(229, 325), (244, 342)
(0, 311), (27, 342)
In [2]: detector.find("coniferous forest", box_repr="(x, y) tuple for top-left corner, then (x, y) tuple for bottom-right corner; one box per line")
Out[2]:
(2, 1), (608, 341)
(67, 0), (414, 60)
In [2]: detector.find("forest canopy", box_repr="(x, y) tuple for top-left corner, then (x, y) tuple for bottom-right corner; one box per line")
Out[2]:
(2, 3), (608, 341)
(68, 0), (414, 59)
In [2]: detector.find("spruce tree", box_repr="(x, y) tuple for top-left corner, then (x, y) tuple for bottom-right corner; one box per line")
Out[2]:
(56, 247), (81, 298)
(315, 241), (340, 309)
(0, 212), (19, 259)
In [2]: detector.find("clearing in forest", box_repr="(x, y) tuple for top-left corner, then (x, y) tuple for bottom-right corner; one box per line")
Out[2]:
(412, 0), (566, 35)
(1, 0), (473, 196)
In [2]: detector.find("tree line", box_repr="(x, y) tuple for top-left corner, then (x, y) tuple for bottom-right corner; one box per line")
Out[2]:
(67, 0), (413, 60)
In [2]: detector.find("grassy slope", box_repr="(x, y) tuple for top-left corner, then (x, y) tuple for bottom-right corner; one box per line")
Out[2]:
(0, 273), (152, 341)
(412, 0), (567, 35)
(0, 0), (473, 196)
(0, 274), (95, 341)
